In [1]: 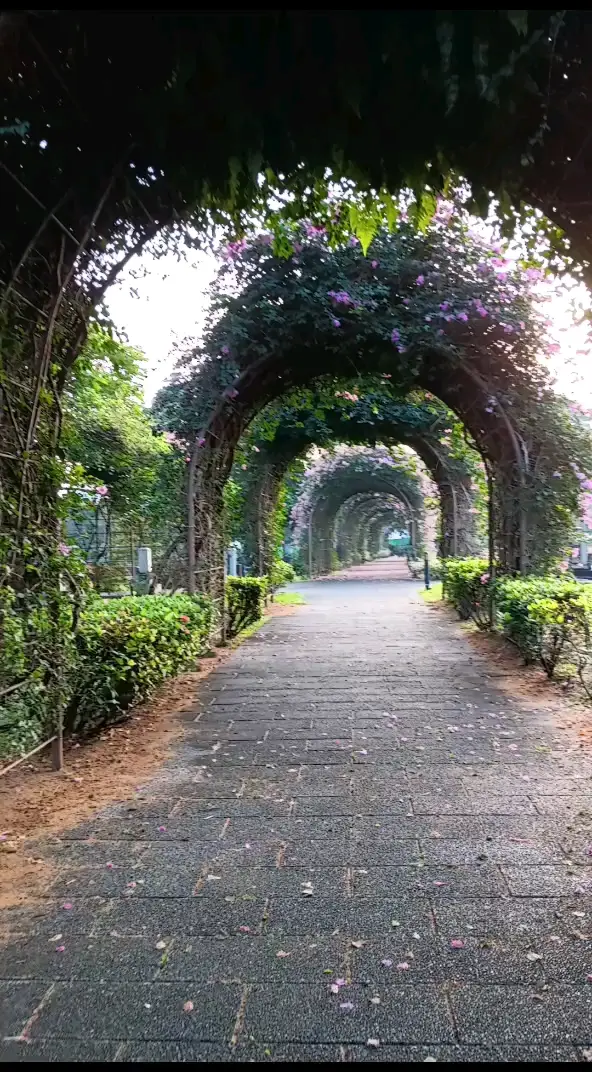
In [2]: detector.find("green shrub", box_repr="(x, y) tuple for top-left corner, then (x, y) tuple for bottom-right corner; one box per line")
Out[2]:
(496, 576), (592, 678)
(408, 557), (443, 581)
(0, 553), (89, 760)
(69, 593), (212, 735)
(269, 559), (296, 591)
(0, 682), (49, 762)
(440, 556), (592, 691)
(440, 557), (492, 627)
(226, 576), (268, 638)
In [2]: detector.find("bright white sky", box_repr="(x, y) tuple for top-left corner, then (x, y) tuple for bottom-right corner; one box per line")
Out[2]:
(104, 246), (592, 408)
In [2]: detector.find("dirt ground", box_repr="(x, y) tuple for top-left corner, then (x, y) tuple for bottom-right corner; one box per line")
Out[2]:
(0, 602), (298, 910)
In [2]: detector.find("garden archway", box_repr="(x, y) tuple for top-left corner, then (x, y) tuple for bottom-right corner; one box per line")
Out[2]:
(288, 449), (427, 577)
(333, 493), (411, 567)
(185, 224), (582, 599)
(236, 391), (481, 577)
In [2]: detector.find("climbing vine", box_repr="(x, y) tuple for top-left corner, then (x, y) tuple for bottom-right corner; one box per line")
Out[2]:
(165, 208), (592, 594)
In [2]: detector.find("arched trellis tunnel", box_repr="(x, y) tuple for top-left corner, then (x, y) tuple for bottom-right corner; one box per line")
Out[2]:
(184, 223), (585, 602)
(236, 392), (482, 578)
(333, 493), (412, 567)
(289, 449), (427, 578)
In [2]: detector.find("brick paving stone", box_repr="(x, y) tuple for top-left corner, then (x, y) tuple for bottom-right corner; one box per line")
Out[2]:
(4, 567), (592, 1061)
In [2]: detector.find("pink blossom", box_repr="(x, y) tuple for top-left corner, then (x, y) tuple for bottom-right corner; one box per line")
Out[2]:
(480, 573), (490, 584)
(371, 260), (379, 269)
(332, 318), (341, 328)
(456, 311), (468, 323)
(328, 290), (354, 306)
(58, 543), (71, 557)
(197, 437), (206, 448)
(96, 485), (108, 497)
(224, 238), (247, 260)
(304, 222), (326, 238)
(391, 329), (401, 345)
(439, 302), (450, 312)
(416, 274), (425, 286)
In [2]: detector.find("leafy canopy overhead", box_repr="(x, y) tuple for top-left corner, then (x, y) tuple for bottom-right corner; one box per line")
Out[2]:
(4, 10), (592, 276)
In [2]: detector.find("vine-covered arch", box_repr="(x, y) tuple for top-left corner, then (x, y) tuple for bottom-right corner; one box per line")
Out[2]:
(333, 493), (411, 567)
(234, 387), (482, 576)
(184, 219), (585, 598)
(288, 448), (427, 577)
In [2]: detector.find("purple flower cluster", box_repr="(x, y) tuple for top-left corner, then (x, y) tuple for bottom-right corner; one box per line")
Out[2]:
(328, 290), (355, 306)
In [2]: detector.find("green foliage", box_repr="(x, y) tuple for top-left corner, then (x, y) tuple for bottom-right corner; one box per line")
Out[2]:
(226, 577), (268, 638)
(495, 576), (589, 677)
(274, 591), (306, 606)
(440, 557), (592, 695)
(64, 325), (180, 529)
(269, 559), (296, 591)
(441, 557), (493, 627)
(223, 478), (246, 545)
(0, 545), (91, 761)
(420, 581), (443, 603)
(70, 594), (212, 735)
(0, 681), (50, 762)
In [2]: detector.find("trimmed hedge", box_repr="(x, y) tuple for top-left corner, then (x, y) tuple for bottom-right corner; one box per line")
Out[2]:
(496, 576), (592, 681)
(441, 557), (592, 694)
(440, 557), (492, 626)
(269, 559), (296, 591)
(69, 594), (212, 735)
(226, 576), (268, 638)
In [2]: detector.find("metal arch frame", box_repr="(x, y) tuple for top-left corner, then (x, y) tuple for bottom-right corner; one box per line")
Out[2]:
(334, 492), (408, 564)
(304, 469), (424, 577)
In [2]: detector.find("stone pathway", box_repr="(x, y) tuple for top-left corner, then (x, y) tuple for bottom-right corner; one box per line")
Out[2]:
(2, 571), (592, 1062)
